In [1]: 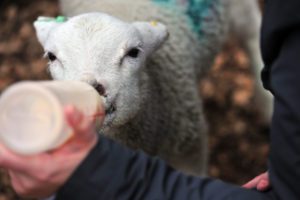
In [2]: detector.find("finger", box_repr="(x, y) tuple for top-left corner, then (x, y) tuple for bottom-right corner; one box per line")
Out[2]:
(256, 172), (270, 191)
(8, 170), (26, 195)
(242, 176), (261, 189)
(64, 105), (84, 129)
(8, 170), (52, 198)
(64, 105), (94, 133)
(0, 143), (32, 171)
(64, 105), (97, 142)
(257, 179), (270, 191)
(242, 171), (270, 190)
(0, 143), (50, 172)
(260, 172), (269, 179)
(46, 105), (99, 155)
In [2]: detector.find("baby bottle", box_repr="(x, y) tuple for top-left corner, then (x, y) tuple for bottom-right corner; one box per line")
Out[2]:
(0, 81), (104, 155)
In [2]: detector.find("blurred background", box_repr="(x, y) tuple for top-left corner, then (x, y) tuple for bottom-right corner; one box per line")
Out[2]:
(0, 0), (268, 199)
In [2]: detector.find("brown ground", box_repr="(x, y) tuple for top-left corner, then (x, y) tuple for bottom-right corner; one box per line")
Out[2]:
(0, 0), (269, 199)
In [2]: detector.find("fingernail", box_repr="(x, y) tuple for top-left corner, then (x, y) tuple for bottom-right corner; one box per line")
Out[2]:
(258, 180), (267, 190)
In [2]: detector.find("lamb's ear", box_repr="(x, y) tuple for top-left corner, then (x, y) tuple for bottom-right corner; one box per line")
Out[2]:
(132, 21), (169, 53)
(33, 16), (68, 46)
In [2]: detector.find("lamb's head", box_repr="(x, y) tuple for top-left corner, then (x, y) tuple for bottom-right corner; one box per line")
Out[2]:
(34, 13), (168, 128)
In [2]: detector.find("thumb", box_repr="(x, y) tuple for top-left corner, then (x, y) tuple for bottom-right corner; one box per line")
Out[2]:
(64, 105), (98, 142)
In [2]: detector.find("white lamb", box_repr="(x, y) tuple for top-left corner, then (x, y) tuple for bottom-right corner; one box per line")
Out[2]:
(33, 0), (272, 176)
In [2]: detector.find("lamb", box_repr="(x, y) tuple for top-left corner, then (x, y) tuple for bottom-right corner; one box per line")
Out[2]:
(33, 0), (272, 176)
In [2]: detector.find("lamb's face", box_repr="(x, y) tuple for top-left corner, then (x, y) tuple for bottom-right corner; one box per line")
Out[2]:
(34, 13), (168, 128)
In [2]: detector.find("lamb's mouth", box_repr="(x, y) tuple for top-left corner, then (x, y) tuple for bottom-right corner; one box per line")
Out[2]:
(103, 103), (117, 127)
(105, 104), (116, 115)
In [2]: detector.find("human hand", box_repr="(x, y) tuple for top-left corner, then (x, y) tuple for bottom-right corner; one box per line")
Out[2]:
(0, 105), (103, 198)
(243, 171), (270, 191)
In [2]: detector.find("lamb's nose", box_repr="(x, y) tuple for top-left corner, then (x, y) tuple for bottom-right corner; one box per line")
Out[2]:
(92, 82), (106, 97)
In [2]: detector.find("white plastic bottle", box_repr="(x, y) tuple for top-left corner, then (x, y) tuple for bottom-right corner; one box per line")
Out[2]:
(0, 81), (104, 155)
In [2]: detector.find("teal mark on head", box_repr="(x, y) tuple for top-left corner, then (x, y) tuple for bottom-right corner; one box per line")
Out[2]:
(152, 0), (216, 38)
(55, 16), (67, 23)
(37, 16), (68, 23)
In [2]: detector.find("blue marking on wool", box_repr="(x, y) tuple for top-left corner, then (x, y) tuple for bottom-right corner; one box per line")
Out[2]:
(152, 0), (216, 38)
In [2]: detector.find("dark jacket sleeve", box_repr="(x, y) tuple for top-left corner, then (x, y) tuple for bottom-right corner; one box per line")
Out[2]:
(260, 1), (300, 199)
(55, 136), (271, 200)
(261, 0), (300, 92)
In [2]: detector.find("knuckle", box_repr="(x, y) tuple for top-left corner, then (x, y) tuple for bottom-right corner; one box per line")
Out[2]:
(14, 181), (41, 198)
(35, 167), (55, 183)
(13, 183), (30, 197)
(36, 172), (51, 182)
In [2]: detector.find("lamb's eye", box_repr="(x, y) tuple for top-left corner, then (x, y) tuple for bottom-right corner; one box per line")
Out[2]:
(126, 48), (139, 58)
(47, 52), (57, 62)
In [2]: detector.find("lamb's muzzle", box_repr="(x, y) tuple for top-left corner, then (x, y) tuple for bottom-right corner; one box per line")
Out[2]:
(91, 82), (116, 115)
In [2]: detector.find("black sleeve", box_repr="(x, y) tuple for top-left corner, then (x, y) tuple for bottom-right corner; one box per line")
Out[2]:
(266, 28), (300, 200)
(260, 0), (300, 199)
(261, 0), (300, 91)
(55, 136), (272, 200)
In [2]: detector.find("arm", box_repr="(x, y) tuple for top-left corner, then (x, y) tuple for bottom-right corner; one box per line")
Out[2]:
(0, 106), (270, 200)
(259, 1), (300, 199)
(55, 134), (271, 200)
(263, 30), (300, 199)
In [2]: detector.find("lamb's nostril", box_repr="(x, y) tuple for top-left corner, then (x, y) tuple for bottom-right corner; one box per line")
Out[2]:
(93, 83), (106, 97)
